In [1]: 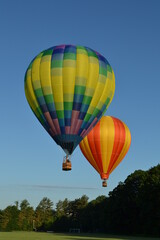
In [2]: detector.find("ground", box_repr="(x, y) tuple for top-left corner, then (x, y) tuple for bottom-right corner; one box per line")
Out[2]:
(0, 232), (158, 240)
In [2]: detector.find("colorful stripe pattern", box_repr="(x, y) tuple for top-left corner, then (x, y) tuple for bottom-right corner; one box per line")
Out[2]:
(79, 116), (131, 180)
(24, 45), (115, 155)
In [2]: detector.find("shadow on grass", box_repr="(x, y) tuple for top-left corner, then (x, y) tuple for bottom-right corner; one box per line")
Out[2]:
(57, 233), (135, 240)
(56, 233), (159, 240)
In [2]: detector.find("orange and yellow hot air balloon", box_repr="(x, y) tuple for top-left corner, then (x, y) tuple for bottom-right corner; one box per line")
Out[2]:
(79, 116), (131, 187)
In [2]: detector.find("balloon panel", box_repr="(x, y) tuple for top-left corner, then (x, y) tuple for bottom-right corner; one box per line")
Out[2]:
(25, 45), (115, 154)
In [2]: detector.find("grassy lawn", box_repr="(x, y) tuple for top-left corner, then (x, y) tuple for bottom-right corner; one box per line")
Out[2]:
(0, 232), (158, 240)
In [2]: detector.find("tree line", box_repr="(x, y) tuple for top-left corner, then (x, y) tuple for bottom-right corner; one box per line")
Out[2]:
(0, 164), (159, 237)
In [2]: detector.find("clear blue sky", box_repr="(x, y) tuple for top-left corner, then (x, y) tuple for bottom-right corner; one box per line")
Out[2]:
(0, 0), (160, 210)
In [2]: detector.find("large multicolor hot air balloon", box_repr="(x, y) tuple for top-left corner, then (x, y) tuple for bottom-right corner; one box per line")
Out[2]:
(79, 116), (131, 186)
(24, 45), (115, 170)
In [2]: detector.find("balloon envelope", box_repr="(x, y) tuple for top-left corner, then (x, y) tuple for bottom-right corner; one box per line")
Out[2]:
(79, 116), (131, 184)
(25, 45), (115, 155)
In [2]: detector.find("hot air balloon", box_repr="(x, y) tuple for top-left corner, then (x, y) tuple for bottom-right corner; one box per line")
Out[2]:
(79, 116), (131, 187)
(24, 45), (115, 170)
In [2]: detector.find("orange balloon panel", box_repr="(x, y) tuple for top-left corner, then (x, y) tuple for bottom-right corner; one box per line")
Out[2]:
(79, 116), (131, 180)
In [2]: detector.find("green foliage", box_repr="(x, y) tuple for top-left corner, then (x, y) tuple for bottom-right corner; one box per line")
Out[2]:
(106, 165), (160, 236)
(18, 200), (34, 231)
(56, 198), (70, 218)
(0, 205), (20, 231)
(35, 197), (54, 231)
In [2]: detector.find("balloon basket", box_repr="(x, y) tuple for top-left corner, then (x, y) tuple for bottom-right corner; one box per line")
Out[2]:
(62, 156), (72, 171)
(102, 180), (107, 187)
(62, 161), (72, 171)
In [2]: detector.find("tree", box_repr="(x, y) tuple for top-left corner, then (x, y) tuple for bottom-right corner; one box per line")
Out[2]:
(67, 195), (89, 229)
(18, 199), (34, 231)
(56, 198), (70, 217)
(105, 165), (160, 236)
(138, 165), (160, 236)
(35, 197), (54, 231)
(67, 195), (88, 218)
(80, 195), (107, 232)
(20, 199), (30, 210)
(0, 205), (20, 231)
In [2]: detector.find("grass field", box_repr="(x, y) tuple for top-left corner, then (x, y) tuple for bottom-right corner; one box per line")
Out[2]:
(0, 232), (158, 240)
